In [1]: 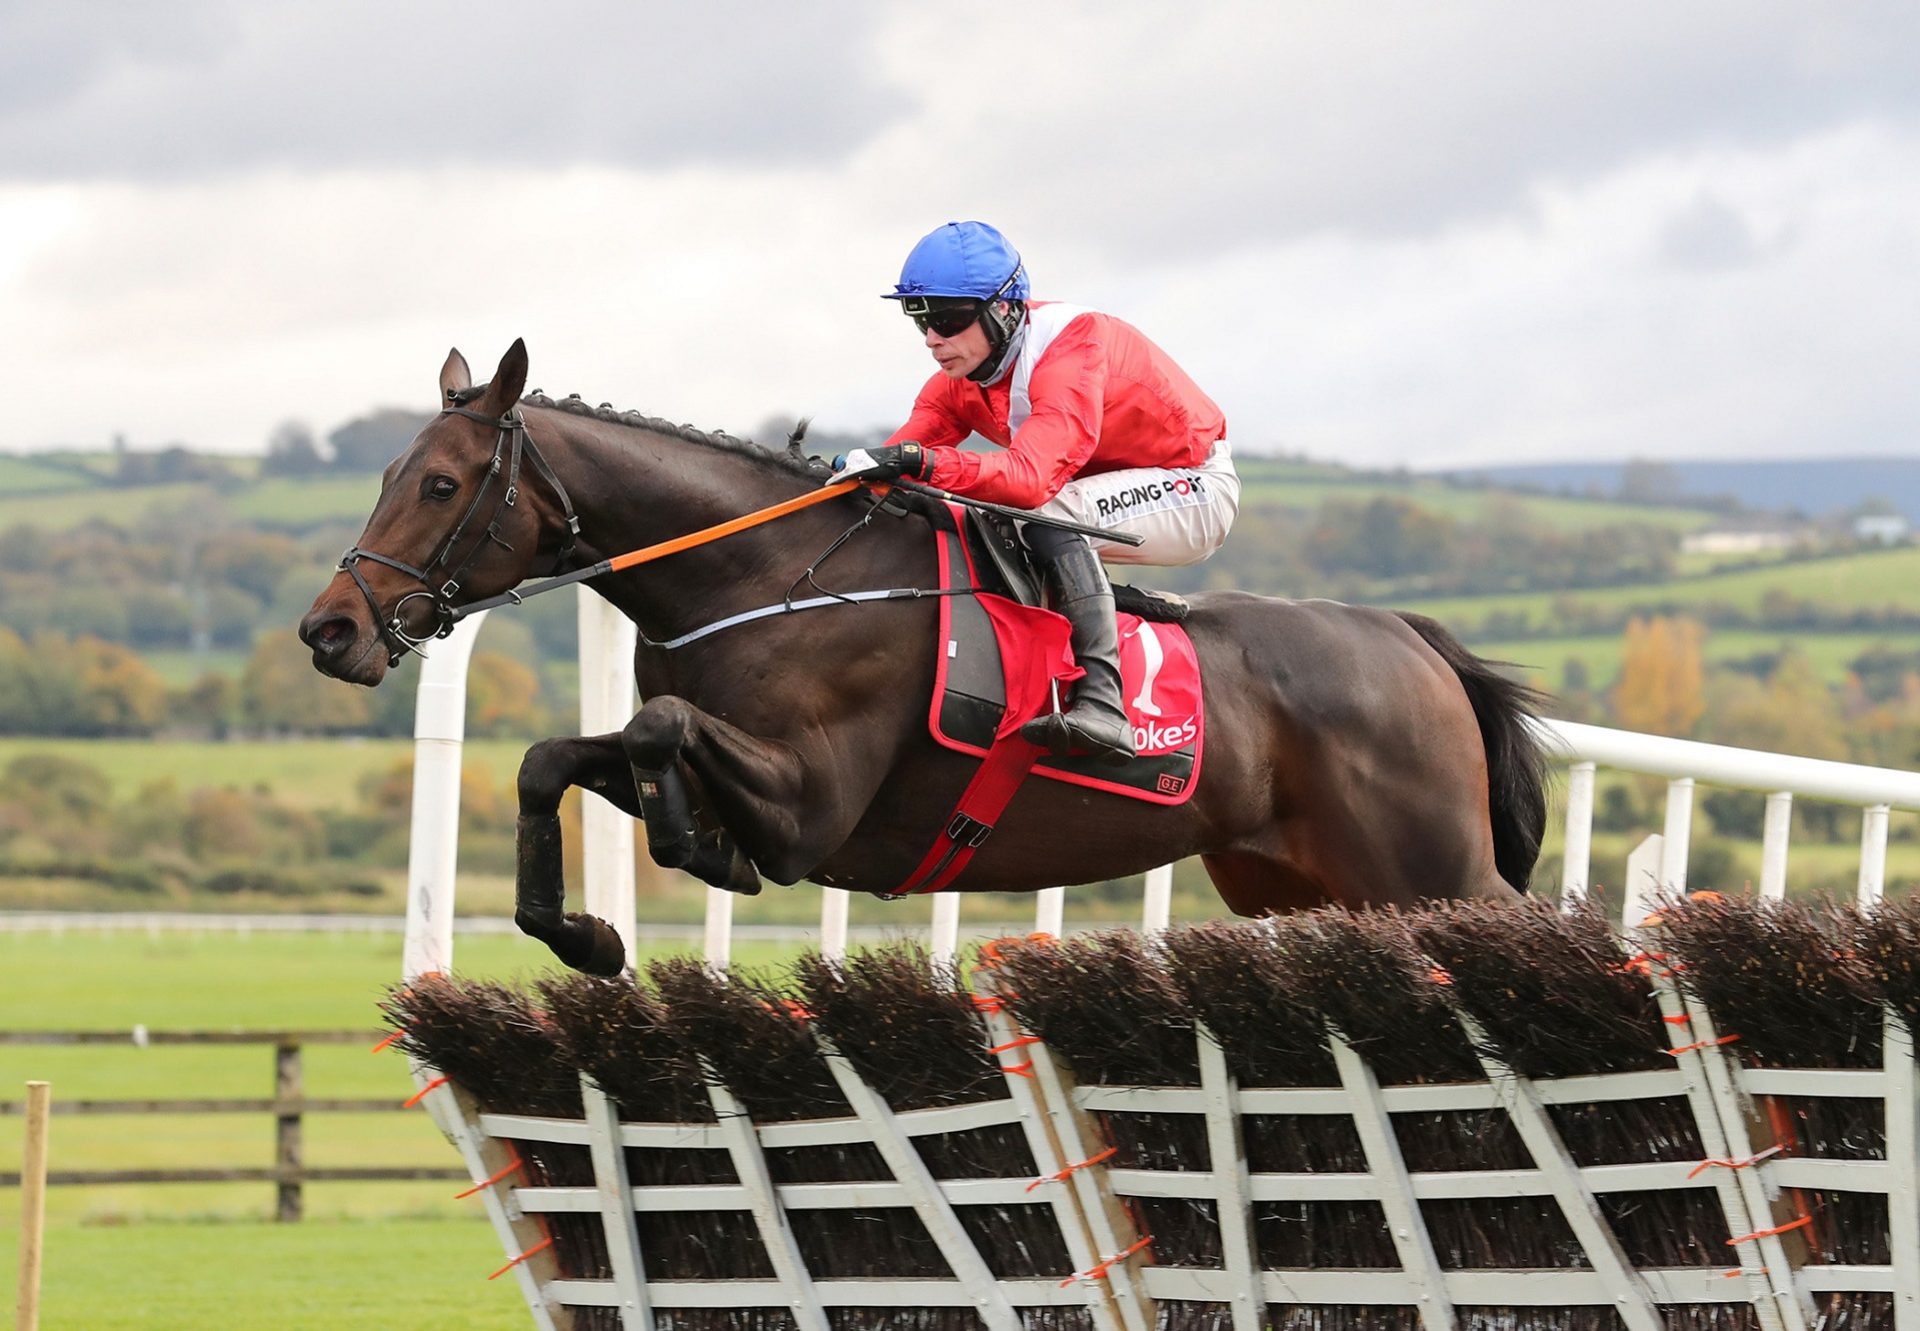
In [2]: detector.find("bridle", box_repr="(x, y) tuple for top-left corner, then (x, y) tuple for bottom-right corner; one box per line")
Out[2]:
(337, 401), (580, 665)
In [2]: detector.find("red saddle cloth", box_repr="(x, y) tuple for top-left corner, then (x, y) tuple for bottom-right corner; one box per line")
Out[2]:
(889, 521), (1206, 897)
(929, 525), (1205, 805)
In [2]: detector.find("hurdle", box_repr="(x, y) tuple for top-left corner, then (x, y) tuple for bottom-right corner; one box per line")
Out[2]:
(395, 587), (1920, 1329)
(390, 895), (1920, 1330)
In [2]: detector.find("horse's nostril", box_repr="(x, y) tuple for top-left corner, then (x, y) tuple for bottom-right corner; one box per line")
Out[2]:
(301, 614), (356, 657)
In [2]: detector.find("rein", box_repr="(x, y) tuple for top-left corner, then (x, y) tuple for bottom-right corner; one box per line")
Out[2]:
(451, 478), (872, 625)
(344, 409), (1119, 662)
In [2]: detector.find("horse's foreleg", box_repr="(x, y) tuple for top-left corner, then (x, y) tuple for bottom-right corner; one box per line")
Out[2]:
(631, 761), (763, 896)
(514, 732), (633, 976)
(622, 696), (823, 893)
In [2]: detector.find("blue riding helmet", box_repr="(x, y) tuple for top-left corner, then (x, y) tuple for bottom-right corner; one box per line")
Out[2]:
(884, 221), (1029, 304)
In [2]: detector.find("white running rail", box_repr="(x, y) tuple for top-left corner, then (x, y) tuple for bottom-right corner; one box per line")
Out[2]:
(1537, 717), (1920, 911)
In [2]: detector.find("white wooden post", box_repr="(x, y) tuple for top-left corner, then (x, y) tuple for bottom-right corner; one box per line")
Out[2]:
(577, 590), (639, 960)
(1328, 1031), (1455, 1331)
(582, 1076), (653, 1330)
(1622, 834), (1665, 929)
(1195, 1026), (1264, 1331)
(1561, 760), (1596, 909)
(1885, 1011), (1920, 1330)
(1660, 777), (1694, 894)
(1141, 864), (1173, 936)
(1859, 803), (1891, 908)
(1760, 791), (1793, 901)
(1033, 885), (1065, 939)
(403, 610), (489, 982)
(819, 889), (850, 962)
(703, 889), (733, 970)
(930, 893), (962, 978)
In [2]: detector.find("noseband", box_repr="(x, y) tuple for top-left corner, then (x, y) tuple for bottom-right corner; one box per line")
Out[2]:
(338, 403), (580, 665)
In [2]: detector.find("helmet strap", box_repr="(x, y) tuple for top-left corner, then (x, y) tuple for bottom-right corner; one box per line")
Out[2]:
(968, 301), (1026, 384)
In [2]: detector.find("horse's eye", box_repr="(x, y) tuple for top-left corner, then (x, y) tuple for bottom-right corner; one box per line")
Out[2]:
(427, 477), (458, 500)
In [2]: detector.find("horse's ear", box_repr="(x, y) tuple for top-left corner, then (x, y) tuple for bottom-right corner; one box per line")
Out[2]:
(481, 339), (529, 416)
(438, 348), (472, 405)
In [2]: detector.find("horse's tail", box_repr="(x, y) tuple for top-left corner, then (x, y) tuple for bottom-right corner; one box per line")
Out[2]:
(1395, 611), (1551, 892)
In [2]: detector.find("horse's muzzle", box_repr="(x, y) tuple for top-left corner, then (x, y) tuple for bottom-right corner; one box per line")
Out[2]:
(298, 601), (387, 685)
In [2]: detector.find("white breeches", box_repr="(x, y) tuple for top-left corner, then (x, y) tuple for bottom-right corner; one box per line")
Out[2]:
(1028, 440), (1240, 566)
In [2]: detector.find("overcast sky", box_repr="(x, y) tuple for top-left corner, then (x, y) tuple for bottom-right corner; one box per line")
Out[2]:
(1, 2), (1914, 467)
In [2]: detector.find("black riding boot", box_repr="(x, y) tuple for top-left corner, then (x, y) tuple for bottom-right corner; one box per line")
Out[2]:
(1019, 528), (1136, 765)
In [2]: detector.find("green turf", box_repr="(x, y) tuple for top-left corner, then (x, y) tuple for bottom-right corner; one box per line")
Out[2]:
(0, 737), (531, 806)
(0, 471), (379, 534)
(0, 929), (821, 1328)
(229, 474), (383, 527)
(1237, 475), (1724, 532)
(0, 455), (97, 495)
(0, 481), (208, 531)
(0, 1216), (531, 1330)
(1391, 545), (1920, 634)
(1478, 629), (1920, 689)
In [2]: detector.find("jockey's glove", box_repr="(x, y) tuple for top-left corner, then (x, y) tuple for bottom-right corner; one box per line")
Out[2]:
(826, 442), (927, 486)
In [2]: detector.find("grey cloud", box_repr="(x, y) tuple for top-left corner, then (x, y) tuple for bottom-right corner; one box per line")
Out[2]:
(0, 0), (909, 180)
(963, 3), (1920, 256)
(1657, 194), (1768, 271)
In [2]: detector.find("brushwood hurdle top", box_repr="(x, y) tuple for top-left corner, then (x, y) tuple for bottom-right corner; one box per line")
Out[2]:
(385, 895), (1920, 1331)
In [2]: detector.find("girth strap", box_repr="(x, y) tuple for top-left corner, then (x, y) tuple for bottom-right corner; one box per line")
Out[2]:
(886, 735), (1046, 897)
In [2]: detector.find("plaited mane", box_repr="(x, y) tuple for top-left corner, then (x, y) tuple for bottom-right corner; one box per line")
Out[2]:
(523, 390), (829, 480)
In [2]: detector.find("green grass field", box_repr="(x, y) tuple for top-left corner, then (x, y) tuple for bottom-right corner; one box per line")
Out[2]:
(1479, 629), (1920, 689)
(0, 737), (530, 806)
(1236, 473), (1725, 533)
(0, 455), (97, 495)
(1391, 544), (1920, 635)
(0, 808), (1910, 1328)
(0, 931), (807, 1330)
(229, 474), (383, 527)
(2, 454), (1731, 540)
(0, 481), (208, 532)
(0, 471), (380, 534)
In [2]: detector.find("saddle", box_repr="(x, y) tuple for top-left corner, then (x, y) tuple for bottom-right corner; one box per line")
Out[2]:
(925, 504), (1205, 807)
(949, 505), (1194, 625)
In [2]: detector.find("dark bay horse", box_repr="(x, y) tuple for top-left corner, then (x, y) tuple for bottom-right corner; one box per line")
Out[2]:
(300, 341), (1548, 975)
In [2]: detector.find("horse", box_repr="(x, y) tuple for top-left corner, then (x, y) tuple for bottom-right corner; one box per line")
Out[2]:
(299, 340), (1549, 975)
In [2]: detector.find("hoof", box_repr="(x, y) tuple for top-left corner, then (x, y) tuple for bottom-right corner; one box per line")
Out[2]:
(529, 912), (627, 976)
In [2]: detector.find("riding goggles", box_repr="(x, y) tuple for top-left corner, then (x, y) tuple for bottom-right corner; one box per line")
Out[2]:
(901, 296), (983, 339)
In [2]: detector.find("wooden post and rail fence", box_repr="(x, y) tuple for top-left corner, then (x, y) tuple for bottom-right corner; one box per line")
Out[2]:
(0, 1029), (463, 1223)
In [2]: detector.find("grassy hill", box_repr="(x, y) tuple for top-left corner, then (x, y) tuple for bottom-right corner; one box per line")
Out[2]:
(0, 449), (1726, 537)
(1387, 544), (1920, 636)
(1478, 629), (1907, 689)
(1236, 458), (1725, 533)
(0, 463), (380, 533)
(1456, 456), (1920, 522)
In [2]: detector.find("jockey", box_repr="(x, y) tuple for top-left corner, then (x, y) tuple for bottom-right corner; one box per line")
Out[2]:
(829, 220), (1239, 765)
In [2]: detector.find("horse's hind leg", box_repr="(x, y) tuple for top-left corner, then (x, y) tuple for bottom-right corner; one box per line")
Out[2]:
(514, 732), (634, 976)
